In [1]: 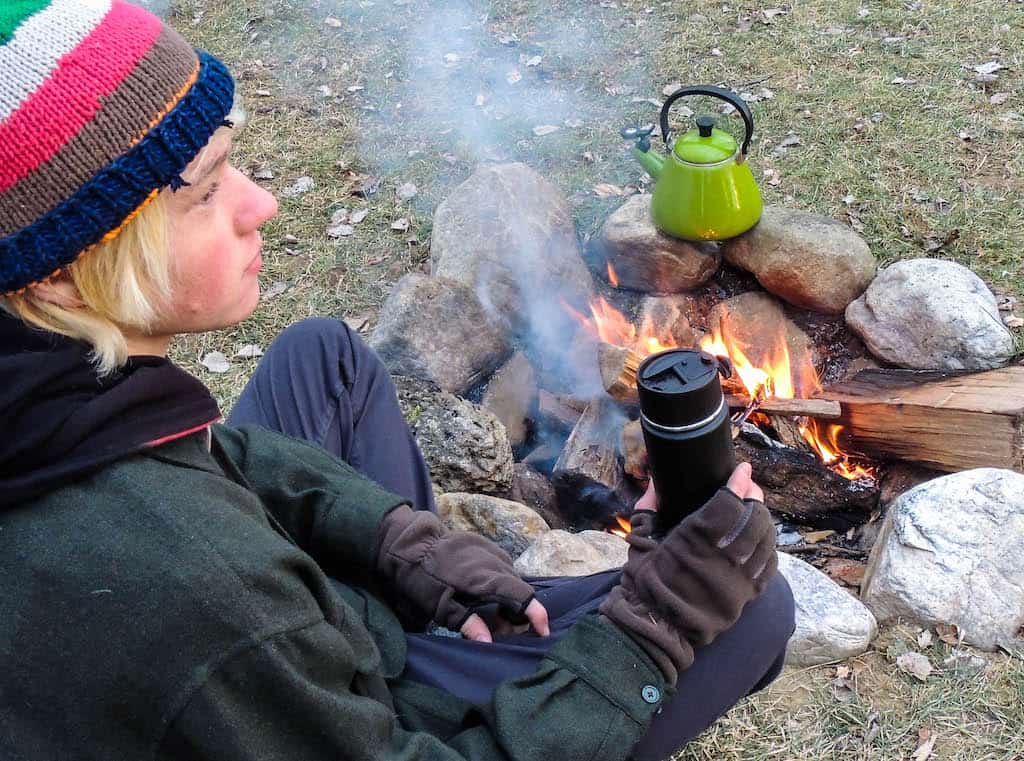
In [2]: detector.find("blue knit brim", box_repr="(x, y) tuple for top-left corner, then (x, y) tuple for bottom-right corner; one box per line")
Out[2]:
(0, 51), (235, 294)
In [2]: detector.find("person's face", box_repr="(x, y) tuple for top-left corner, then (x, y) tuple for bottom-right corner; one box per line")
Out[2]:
(156, 129), (278, 335)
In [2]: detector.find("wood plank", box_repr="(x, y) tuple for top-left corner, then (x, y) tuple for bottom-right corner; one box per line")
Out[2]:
(819, 367), (1024, 473)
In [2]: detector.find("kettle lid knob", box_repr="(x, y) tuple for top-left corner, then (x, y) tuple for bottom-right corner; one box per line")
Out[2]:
(696, 115), (715, 138)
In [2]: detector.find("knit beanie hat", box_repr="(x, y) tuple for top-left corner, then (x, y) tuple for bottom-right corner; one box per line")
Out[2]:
(0, 0), (235, 295)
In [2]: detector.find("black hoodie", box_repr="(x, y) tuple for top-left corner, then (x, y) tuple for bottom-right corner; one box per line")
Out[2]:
(0, 312), (220, 508)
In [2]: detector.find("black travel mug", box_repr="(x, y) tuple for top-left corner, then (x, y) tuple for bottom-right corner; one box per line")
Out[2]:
(636, 349), (736, 535)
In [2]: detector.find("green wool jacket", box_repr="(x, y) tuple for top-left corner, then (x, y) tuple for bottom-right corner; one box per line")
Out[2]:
(0, 424), (668, 761)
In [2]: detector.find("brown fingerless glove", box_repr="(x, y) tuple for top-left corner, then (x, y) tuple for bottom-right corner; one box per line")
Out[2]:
(600, 488), (778, 685)
(375, 505), (536, 632)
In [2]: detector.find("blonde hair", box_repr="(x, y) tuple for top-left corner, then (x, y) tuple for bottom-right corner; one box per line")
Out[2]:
(0, 194), (173, 376)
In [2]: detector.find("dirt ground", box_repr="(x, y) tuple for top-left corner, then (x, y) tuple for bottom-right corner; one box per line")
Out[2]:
(161, 0), (1024, 757)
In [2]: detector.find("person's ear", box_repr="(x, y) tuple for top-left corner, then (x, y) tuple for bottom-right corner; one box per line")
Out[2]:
(31, 276), (85, 309)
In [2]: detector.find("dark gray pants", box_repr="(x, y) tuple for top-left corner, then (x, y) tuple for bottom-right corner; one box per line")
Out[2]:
(229, 317), (795, 761)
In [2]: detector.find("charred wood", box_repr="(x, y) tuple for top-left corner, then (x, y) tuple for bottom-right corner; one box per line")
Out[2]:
(734, 426), (879, 531)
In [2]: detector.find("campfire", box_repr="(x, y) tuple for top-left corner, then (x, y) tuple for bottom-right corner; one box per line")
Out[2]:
(568, 283), (878, 486)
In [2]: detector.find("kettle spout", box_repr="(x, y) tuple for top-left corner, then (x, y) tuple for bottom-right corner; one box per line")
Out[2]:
(633, 146), (665, 179)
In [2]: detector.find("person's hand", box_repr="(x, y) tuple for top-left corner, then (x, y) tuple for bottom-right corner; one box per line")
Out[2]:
(634, 462), (763, 512)
(600, 465), (776, 685)
(461, 598), (550, 642)
(375, 506), (550, 641)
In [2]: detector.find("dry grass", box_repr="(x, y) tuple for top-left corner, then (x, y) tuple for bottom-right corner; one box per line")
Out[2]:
(161, 1), (1022, 755)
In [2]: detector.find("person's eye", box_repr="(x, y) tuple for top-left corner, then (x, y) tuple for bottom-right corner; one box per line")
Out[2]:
(199, 182), (220, 204)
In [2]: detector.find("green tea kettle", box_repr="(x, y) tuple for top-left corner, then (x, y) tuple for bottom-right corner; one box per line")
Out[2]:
(622, 85), (762, 241)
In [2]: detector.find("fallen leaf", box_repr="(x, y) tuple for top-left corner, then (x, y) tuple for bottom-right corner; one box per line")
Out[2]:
(497, 33), (518, 45)
(824, 558), (866, 586)
(396, 182), (418, 202)
(346, 85), (365, 93)
(327, 224), (354, 238)
(474, 93), (486, 107)
(324, 16), (342, 27)
(803, 529), (835, 544)
(582, 151), (596, 162)
(593, 183), (625, 197)
(365, 253), (387, 265)
(897, 652), (933, 681)
(354, 176), (381, 198)
(662, 82), (683, 96)
(235, 344), (264, 358)
(349, 208), (369, 224)
(391, 218), (410, 231)
(912, 730), (937, 761)
(1004, 315), (1024, 329)
(253, 167), (275, 180)
(254, 89), (272, 97)
(283, 176), (315, 197)
(532, 124), (560, 136)
(990, 92), (1011, 105)
(200, 351), (231, 373)
(843, 193), (856, 205)
(330, 208), (349, 226)
(761, 7), (787, 23)
(564, 117), (583, 128)
(282, 234), (299, 244)
(506, 69), (522, 85)
(443, 52), (460, 65)
(973, 61), (1004, 76)
(260, 281), (288, 301)
(835, 665), (851, 679)
(521, 54), (542, 67)
(710, 47), (723, 56)
(891, 77), (918, 86)
(831, 676), (857, 703)
(917, 629), (933, 648)
(857, 7), (870, 16)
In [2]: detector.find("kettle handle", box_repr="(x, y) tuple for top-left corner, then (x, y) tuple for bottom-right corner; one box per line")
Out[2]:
(660, 85), (754, 155)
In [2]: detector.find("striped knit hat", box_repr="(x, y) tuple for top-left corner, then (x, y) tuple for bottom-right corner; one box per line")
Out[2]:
(0, 0), (235, 295)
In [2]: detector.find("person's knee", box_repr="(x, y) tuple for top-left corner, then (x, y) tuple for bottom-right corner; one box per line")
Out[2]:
(757, 569), (796, 651)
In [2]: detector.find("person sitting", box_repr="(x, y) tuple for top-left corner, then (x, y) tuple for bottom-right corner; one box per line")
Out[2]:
(0, 3), (794, 759)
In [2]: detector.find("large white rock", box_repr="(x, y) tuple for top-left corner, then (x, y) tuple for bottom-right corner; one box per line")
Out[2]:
(514, 530), (628, 577)
(845, 258), (1015, 370)
(861, 468), (1024, 650)
(777, 552), (878, 665)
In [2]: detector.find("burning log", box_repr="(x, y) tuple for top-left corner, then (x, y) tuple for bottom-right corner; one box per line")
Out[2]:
(725, 394), (841, 420)
(820, 367), (1024, 473)
(552, 396), (627, 528)
(598, 343), (641, 404)
(537, 389), (586, 431)
(735, 425), (879, 531)
(599, 342), (842, 420)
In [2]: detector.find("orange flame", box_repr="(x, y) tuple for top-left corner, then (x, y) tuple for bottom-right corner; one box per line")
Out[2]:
(609, 514), (632, 538)
(800, 421), (876, 480)
(567, 295), (876, 482)
(607, 262), (619, 288)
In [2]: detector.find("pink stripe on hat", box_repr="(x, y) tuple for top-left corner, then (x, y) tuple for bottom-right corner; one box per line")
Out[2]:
(0, 1), (160, 192)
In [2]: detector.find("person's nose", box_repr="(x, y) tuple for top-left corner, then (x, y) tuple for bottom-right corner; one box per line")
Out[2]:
(233, 167), (279, 232)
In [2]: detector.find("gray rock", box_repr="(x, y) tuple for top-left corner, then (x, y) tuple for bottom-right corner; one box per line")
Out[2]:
(778, 551), (878, 666)
(481, 352), (537, 448)
(723, 205), (876, 314)
(707, 292), (818, 396)
(845, 259), (1015, 370)
(514, 530), (628, 576)
(370, 273), (511, 394)
(861, 468), (1024, 650)
(637, 294), (700, 348)
(393, 376), (514, 494)
(437, 493), (549, 560)
(592, 194), (720, 293)
(430, 163), (594, 345)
